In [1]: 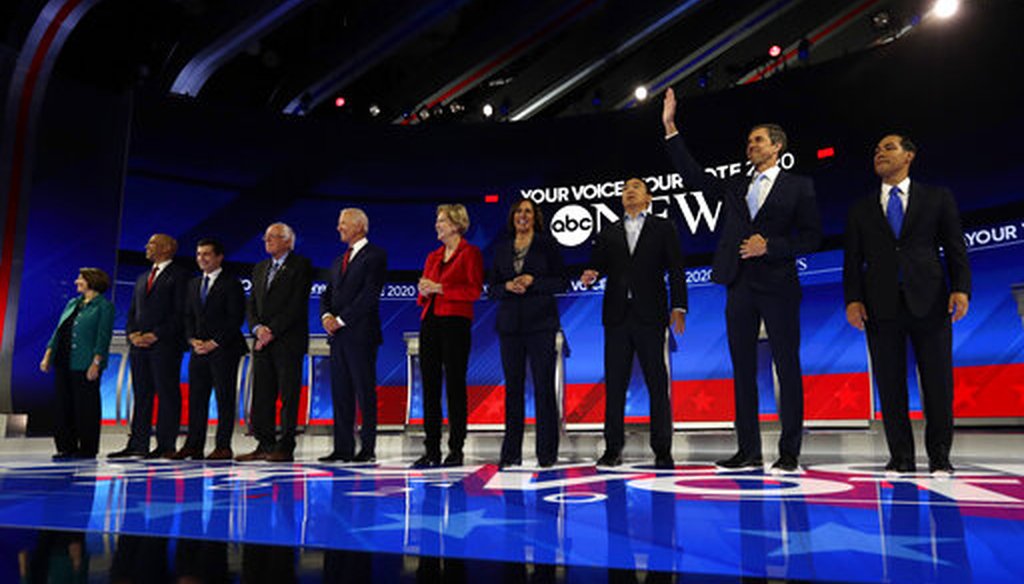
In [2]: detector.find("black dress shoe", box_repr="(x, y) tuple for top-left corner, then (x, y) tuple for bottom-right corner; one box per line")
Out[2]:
(411, 453), (441, 469)
(266, 450), (294, 463)
(596, 451), (622, 467)
(885, 459), (917, 474)
(654, 455), (675, 470)
(144, 449), (175, 460)
(715, 452), (764, 469)
(498, 458), (521, 470)
(770, 454), (800, 474)
(107, 447), (145, 459)
(352, 451), (376, 463)
(929, 459), (954, 475)
(318, 452), (351, 463)
(442, 452), (464, 467)
(538, 458), (557, 468)
(52, 451), (75, 461)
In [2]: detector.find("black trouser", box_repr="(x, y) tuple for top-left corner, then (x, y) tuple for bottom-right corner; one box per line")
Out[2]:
(184, 349), (241, 451)
(499, 329), (559, 464)
(725, 277), (804, 459)
(128, 345), (183, 453)
(329, 334), (379, 457)
(603, 305), (673, 458)
(866, 293), (954, 465)
(251, 342), (304, 454)
(53, 365), (101, 456)
(419, 314), (471, 457)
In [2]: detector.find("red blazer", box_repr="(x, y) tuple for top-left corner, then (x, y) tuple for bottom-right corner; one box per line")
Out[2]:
(418, 238), (484, 320)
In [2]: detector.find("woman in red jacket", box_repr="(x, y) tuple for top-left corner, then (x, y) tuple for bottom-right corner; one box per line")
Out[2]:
(412, 204), (484, 468)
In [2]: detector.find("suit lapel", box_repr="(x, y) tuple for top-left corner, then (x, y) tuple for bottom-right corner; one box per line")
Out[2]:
(900, 183), (924, 238)
(867, 193), (896, 242)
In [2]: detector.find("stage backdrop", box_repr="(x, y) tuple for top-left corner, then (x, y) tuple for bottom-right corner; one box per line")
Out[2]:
(10, 6), (1024, 432)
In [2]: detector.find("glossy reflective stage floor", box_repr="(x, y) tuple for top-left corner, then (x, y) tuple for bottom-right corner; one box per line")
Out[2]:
(1, 428), (1022, 583)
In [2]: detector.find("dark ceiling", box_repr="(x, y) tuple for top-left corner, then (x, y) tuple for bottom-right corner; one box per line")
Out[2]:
(3, 0), (961, 124)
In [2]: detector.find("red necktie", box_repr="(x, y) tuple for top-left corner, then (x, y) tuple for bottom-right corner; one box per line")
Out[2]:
(146, 266), (158, 293)
(341, 249), (352, 275)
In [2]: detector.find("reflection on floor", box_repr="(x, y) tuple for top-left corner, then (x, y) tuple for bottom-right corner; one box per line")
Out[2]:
(1, 429), (1022, 582)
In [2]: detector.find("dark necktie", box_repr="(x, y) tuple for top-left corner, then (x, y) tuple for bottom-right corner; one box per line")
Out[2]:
(342, 249), (352, 275)
(887, 186), (904, 236)
(146, 266), (159, 294)
(200, 275), (210, 305)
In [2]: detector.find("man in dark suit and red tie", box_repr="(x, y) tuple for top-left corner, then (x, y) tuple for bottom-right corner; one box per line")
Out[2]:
(109, 233), (189, 459)
(580, 178), (687, 470)
(662, 88), (821, 474)
(843, 134), (971, 476)
(171, 238), (248, 461)
(237, 222), (313, 463)
(318, 209), (387, 463)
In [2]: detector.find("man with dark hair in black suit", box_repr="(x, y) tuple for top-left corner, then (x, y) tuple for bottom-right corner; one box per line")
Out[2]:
(318, 208), (387, 463)
(170, 238), (248, 461)
(236, 222), (313, 463)
(662, 88), (821, 474)
(844, 134), (971, 476)
(109, 233), (189, 459)
(580, 177), (687, 470)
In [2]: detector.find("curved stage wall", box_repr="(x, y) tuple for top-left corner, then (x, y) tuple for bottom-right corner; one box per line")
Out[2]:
(9, 7), (1024, 433)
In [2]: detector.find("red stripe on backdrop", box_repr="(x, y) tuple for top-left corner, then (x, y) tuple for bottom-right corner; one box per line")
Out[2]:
(0, 0), (85, 352)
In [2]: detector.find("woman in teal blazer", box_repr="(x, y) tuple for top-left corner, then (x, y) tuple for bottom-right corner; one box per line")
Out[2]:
(40, 267), (115, 459)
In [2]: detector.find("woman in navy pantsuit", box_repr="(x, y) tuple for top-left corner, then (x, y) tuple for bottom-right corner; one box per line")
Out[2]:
(490, 199), (566, 468)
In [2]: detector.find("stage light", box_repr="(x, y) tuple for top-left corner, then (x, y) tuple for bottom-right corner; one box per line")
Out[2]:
(634, 86), (648, 101)
(817, 147), (835, 160)
(483, 103), (494, 118)
(768, 45), (783, 58)
(484, 194), (500, 204)
(932, 0), (959, 19)
(369, 104), (380, 117)
(334, 96), (346, 108)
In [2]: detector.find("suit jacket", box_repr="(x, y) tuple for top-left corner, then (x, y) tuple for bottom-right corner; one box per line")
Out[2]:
(666, 134), (821, 292)
(47, 294), (115, 371)
(126, 261), (189, 351)
(489, 233), (566, 334)
(247, 253), (314, 353)
(588, 214), (687, 327)
(843, 181), (971, 319)
(417, 238), (484, 320)
(184, 271), (248, 360)
(319, 242), (388, 345)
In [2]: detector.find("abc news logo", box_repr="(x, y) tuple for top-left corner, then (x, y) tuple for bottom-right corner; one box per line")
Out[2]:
(550, 205), (595, 247)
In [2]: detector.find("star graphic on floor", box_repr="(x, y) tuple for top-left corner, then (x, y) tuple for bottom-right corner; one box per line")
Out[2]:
(101, 499), (238, 521)
(350, 509), (535, 539)
(733, 522), (957, 565)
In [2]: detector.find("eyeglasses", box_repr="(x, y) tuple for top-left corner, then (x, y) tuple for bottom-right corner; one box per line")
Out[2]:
(263, 234), (287, 242)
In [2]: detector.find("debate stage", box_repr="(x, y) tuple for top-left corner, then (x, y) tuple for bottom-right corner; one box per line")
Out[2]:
(1, 427), (1021, 582)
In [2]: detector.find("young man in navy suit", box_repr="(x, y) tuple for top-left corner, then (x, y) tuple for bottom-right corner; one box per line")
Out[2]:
(844, 134), (970, 476)
(171, 238), (248, 461)
(581, 178), (688, 469)
(319, 209), (387, 463)
(662, 88), (821, 473)
(110, 233), (189, 459)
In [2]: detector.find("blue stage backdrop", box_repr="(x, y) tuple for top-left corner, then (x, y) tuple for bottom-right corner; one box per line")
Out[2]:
(10, 7), (1024, 432)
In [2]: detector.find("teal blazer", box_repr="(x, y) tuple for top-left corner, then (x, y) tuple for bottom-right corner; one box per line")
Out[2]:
(46, 295), (115, 372)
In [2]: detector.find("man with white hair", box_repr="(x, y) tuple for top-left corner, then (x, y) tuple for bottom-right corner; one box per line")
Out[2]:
(237, 222), (313, 462)
(319, 209), (387, 463)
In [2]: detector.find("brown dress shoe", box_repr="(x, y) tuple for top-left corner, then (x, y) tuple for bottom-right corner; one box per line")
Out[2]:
(235, 449), (270, 462)
(266, 450), (294, 463)
(206, 448), (233, 461)
(168, 448), (203, 461)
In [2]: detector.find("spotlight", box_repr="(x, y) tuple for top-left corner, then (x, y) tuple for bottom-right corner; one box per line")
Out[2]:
(418, 108), (430, 120)
(368, 104), (380, 117)
(334, 96), (346, 108)
(448, 102), (465, 114)
(634, 86), (648, 101)
(932, 0), (959, 19)
(483, 103), (494, 118)
(870, 10), (891, 30)
(797, 38), (811, 61)
(768, 45), (782, 58)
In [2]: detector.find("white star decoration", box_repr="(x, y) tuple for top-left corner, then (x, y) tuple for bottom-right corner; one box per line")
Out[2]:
(350, 509), (536, 539)
(733, 521), (958, 565)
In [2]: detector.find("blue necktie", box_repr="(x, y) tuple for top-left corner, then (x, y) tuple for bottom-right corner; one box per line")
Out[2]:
(886, 186), (904, 236)
(200, 275), (210, 305)
(747, 174), (766, 220)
